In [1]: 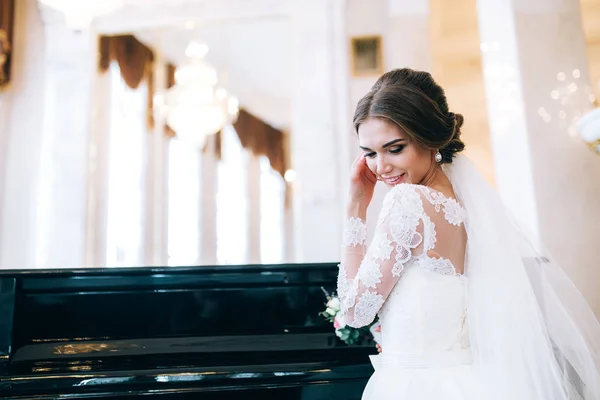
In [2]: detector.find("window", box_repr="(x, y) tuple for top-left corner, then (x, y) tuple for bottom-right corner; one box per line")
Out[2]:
(216, 126), (248, 264)
(105, 63), (146, 267)
(167, 140), (201, 265)
(260, 156), (285, 264)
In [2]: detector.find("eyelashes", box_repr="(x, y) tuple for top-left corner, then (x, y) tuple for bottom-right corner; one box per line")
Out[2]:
(363, 146), (405, 158)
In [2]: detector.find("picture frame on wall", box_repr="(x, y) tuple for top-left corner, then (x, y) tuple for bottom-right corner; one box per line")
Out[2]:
(350, 35), (383, 77)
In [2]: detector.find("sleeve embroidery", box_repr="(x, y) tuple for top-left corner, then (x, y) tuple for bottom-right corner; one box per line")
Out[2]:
(337, 185), (425, 328)
(343, 217), (367, 246)
(337, 262), (358, 312)
(358, 257), (383, 288)
(354, 291), (385, 327)
(369, 232), (394, 261)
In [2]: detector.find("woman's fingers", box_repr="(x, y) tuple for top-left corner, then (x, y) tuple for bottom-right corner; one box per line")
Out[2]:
(351, 154), (366, 180)
(358, 157), (377, 184)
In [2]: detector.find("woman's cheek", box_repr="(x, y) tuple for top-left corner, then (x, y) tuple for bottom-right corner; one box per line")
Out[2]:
(365, 159), (377, 175)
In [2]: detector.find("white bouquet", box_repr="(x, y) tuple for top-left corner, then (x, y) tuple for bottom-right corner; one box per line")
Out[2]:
(320, 288), (380, 346)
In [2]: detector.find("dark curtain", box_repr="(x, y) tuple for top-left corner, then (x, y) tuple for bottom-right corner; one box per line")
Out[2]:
(0, 0), (15, 89)
(164, 63), (177, 138)
(233, 109), (287, 179)
(99, 35), (155, 132)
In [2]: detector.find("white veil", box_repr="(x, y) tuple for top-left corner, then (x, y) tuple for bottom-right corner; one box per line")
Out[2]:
(444, 155), (600, 399)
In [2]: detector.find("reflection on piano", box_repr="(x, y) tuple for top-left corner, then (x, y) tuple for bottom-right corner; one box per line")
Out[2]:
(0, 263), (374, 399)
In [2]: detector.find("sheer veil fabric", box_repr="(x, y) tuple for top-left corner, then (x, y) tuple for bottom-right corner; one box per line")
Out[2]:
(445, 155), (600, 399)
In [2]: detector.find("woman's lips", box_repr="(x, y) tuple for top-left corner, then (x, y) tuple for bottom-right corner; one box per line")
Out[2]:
(383, 173), (405, 185)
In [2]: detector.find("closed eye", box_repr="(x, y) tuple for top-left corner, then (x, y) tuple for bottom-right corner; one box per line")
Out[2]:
(364, 151), (376, 158)
(389, 145), (405, 154)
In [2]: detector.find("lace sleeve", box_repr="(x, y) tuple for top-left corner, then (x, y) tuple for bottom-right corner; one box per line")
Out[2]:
(337, 185), (425, 328)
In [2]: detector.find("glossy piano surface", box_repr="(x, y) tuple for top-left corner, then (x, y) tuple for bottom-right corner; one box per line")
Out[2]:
(0, 263), (374, 399)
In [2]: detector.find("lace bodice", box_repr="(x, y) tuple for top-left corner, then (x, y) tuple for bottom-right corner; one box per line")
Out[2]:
(337, 184), (468, 343)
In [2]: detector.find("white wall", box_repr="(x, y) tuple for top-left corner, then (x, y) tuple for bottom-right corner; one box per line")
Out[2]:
(430, 0), (494, 183)
(345, 0), (432, 237)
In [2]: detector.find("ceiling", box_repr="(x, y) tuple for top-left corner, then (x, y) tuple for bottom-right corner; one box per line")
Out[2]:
(94, 0), (293, 129)
(89, 0), (600, 129)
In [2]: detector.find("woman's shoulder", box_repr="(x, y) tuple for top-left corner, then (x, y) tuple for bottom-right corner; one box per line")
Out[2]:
(386, 183), (433, 200)
(383, 184), (466, 225)
(388, 183), (459, 204)
(381, 184), (426, 216)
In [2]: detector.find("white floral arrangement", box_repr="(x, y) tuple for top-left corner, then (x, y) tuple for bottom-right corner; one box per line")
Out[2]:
(320, 289), (381, 346)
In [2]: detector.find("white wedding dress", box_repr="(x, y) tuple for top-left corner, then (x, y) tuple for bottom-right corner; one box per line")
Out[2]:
(339, 156), (600, 399)
(337, 183), (485, 399)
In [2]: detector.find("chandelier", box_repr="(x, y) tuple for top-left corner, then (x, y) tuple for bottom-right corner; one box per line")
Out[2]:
(37, 0), (124, 29)
(160, 42), (239, 148)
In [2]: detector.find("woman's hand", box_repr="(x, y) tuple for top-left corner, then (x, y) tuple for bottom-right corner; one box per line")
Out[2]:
(349, 155), (377, 213)
(376, 343), (382, 353)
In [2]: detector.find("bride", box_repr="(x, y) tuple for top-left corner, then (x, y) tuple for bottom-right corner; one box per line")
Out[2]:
(337, 68), (600, 399)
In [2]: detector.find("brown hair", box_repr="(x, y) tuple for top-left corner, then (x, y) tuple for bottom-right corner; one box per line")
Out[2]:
(353, 68), (465, 163)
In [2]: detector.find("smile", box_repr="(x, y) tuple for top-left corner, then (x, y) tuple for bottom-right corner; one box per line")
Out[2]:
(382, 173), (405, 185)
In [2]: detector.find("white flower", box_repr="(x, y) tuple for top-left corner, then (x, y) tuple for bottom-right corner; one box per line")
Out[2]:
(325, 307), (337, 317)
(326, 297), (341, 311)
(334, 315), (347, 329)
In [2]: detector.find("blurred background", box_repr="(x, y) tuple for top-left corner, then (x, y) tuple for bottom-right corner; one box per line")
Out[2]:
(0, 0), (599, 309)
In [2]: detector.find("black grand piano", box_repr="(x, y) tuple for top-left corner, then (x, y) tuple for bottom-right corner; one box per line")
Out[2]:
(0, 263), (374, 399)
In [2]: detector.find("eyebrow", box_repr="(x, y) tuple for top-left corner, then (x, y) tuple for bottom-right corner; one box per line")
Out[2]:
(359, 138), (406, 151)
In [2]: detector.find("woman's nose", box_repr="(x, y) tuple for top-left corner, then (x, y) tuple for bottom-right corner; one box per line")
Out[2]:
(376, 155), (392, 175)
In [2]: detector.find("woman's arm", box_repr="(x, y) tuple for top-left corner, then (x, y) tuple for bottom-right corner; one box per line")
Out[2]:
(337, 184), (426, 328)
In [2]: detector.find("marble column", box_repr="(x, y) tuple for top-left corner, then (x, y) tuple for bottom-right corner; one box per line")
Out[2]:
(289, 0), (343, 262)
(32, 5), (96, 269)
(477, 0), (600, 312)
(332, 0), (353, 227)
(143, 52), (169, 266)
(247, 153), (261, 264)
(0, 0), (46, 268)
(200, 135), (218, 265)
(84, 69), (112, 267)
(283, 195), (295, 263)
